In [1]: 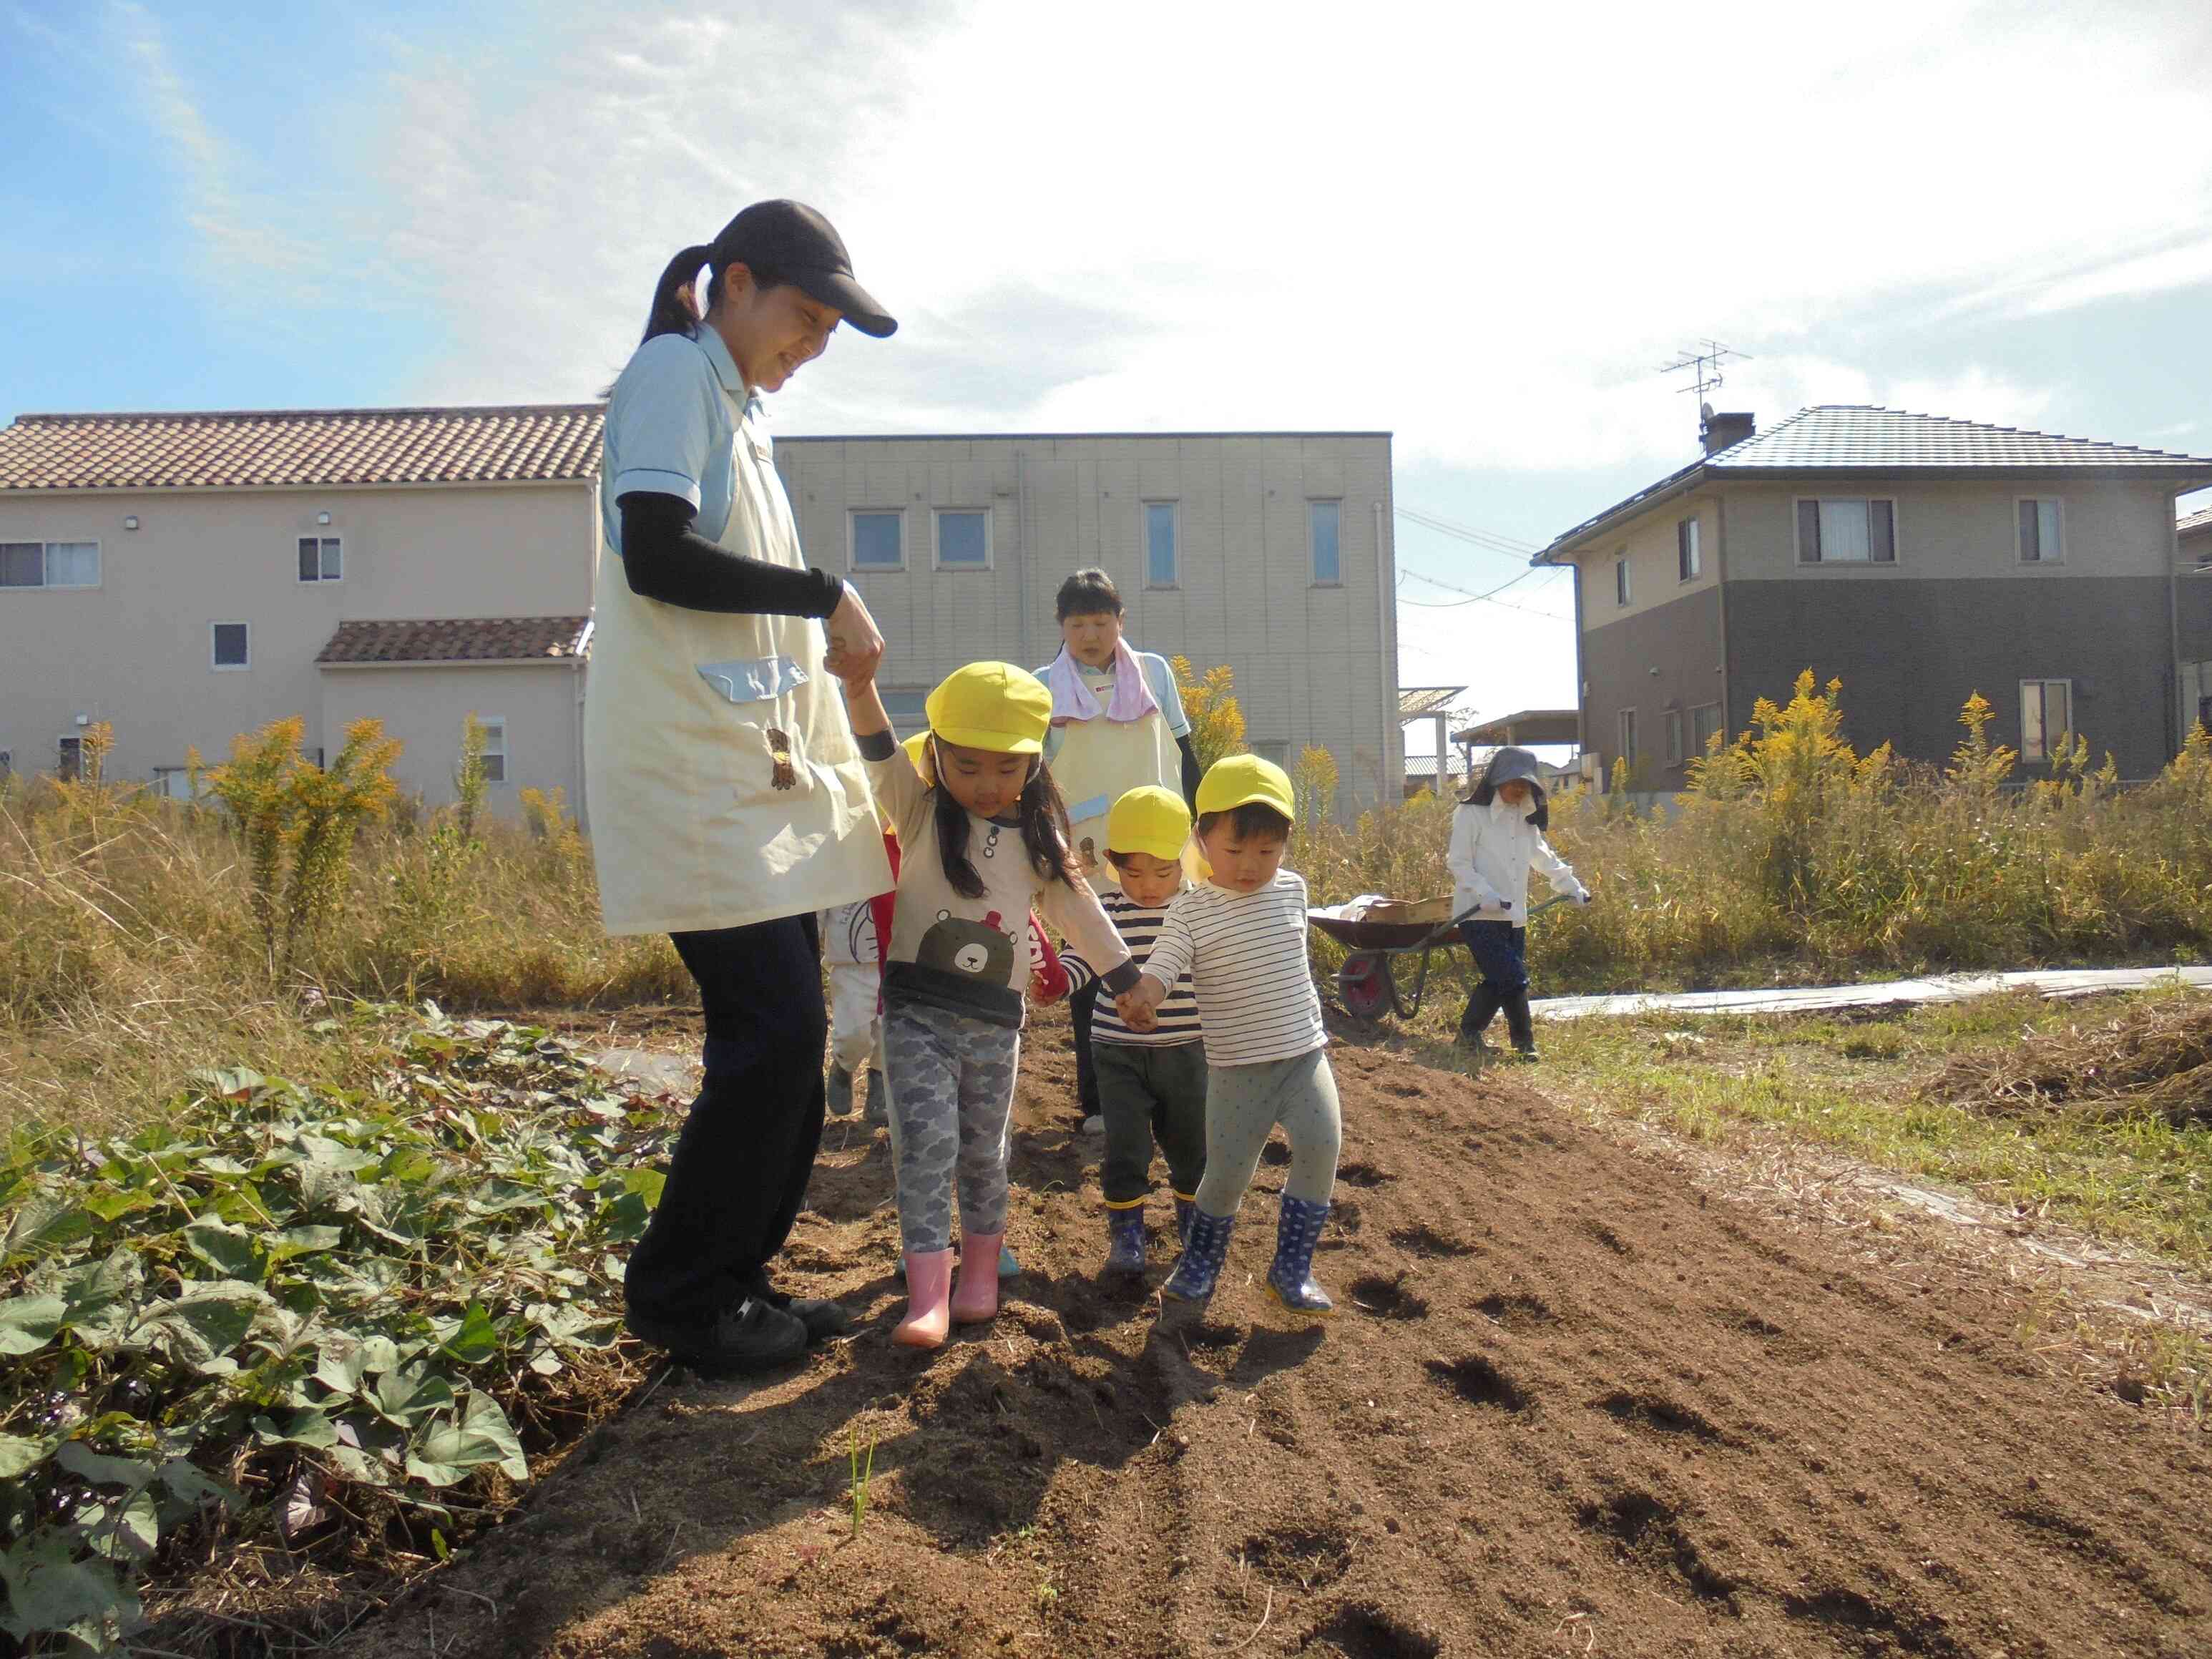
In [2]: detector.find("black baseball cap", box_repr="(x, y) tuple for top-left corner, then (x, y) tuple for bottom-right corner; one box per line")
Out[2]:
(706, 200), (897, 338)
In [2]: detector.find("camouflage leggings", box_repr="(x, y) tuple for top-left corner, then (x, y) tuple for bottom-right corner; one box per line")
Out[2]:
(882, 1000), (1022, 1255)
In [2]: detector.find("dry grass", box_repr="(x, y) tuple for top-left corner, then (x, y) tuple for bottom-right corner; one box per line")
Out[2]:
(1926, 995), (2212, 1126)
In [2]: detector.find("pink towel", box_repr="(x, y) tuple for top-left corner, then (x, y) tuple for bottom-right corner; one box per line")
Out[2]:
(1043, 640), (1160, 725)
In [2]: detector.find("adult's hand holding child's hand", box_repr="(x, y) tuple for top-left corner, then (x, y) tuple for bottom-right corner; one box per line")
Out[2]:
(824, 583), (884, 685)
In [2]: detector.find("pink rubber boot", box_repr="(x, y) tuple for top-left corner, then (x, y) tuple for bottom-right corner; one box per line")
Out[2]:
(950, 1230), (1004, 1324)
(892, 1250), (954, 1348)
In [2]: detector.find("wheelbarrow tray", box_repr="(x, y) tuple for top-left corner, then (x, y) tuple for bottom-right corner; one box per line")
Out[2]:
(1308, 894), (1459, 951)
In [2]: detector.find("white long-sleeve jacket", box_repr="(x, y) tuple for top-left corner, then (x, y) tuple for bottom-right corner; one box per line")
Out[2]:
(1447, 796), (1587, 921)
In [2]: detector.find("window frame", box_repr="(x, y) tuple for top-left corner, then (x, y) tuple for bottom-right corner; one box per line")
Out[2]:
(1308, 499), (1343, 587)
(150, 765), (196, 801)
(931, 506), (993, 572)
(210, 622), (251, 671)
(1250, 740), (1290, 766)
(477, 716), (508, 785)
(847, 509), (906, 573)
(56, 736), (82, 781)
(879, 687), (930, 738)
(1618, 708), (1638, 769)
(1142, 499), (1180, 589)
(1793, 496), (1899, 566)
(1665, 708), (1684, 765)
(1614, 552), (1631, 607)
(1677, 514), (1701, 582)
(2019, 678), (2073, 764)
(0, 539), (103, 592)
(1690, 701), (1723, 756)
(297, 534), (343, 583)
(2015, 496), (2066, 566)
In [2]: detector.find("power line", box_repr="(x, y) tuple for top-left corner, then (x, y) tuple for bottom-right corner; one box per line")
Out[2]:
(1400, 562), (1567, 607)
(1394, 504), (1543, 561)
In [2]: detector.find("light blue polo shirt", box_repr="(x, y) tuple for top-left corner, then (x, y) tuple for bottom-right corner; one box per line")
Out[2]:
(600, 326), (758, 556)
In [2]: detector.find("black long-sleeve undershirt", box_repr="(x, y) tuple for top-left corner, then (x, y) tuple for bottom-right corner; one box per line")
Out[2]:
(617, 491), (843, 617)
(1178, 735), (1202, 809)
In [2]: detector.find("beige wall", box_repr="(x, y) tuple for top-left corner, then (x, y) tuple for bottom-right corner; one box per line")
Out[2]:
(0, 481), (595, 793)
(774, 434), (1401, 813)
(320, 664), (583, 811)
(1577, 494), (1717, 630)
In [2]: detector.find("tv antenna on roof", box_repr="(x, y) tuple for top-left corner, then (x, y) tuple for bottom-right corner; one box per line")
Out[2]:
(1657, 339), (1751, 405)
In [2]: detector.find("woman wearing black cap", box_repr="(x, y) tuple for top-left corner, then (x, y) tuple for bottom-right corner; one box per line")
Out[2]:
(584, 200), (899, 1374)
(1447, 747), (1592, 1061)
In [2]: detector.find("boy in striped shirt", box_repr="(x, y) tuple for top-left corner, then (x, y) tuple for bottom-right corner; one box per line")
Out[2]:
(1058, 787), (1209, 1278)
(1127, 755), (1341, 1315)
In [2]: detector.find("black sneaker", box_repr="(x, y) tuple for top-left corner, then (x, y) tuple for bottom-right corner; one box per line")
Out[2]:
(826, 1065), (856, 1116)
(770, 1295), (853, 1343)
(865, 1072), (889, 1126)
(625, 1297), (808, 1374)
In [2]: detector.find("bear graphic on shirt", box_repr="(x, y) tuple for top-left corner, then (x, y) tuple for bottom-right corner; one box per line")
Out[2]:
(916, 909), (1017, 981)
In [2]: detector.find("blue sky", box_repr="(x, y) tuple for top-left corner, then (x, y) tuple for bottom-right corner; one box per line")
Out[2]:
(9, 0), (2212, 748)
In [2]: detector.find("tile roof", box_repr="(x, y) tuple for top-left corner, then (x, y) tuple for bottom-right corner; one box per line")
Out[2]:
(0, 405), (604, 491)
(1398, 685), (1467, 720)
(317, 617), (592, 665)
(1540, 406), (2212, 562)
(2181, 506), (2212, 537)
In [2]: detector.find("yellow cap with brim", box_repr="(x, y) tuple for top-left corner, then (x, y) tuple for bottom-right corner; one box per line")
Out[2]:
(1195, 753), (1296, 822)
(902, 730), (934, 786)
(924, 662), (1052, 755)
(1106, 786), (1193, 863)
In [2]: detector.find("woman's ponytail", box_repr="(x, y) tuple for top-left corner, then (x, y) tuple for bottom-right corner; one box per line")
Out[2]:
(641, 244), (715, 344)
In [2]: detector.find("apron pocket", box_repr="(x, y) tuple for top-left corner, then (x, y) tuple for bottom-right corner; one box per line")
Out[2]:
(696, 655), (808, 704)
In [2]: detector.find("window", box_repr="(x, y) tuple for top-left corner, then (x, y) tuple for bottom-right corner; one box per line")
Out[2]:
(57, 737), (82, 780)
(1614, 554), (1630, 606)
(2017, 499), (2064, 564)
(1691, 703), (1723, 755)
(476, 718), (507, 785)
(849, 511), (904, 571)
(151, 766), (195, 801)
(880, 688), (929, 738)
(1309, 500), (1341, 585)
(1251, 740), (1289, 765)
(1144, 501), (1178, 588)
(0, 541), (101, 589)
(1618, 708), (1638, 768)
(934, 509), (990, 569)
(2020, 680), (2072, 763)
(1677, 515), (1701, 581)
(1795, 499), (1897, 564)
(298, 536), (342, 582)
(211, 622), (250, 670)
(1665, 709), (1684, 765)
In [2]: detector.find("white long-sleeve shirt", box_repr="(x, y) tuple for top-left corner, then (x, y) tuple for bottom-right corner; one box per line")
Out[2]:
(1447, 796), (1586, 921)
(1141, 871), (1325, 1066)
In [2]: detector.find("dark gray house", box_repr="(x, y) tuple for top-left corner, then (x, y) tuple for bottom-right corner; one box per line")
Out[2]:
(1535, 406), (2212, 788)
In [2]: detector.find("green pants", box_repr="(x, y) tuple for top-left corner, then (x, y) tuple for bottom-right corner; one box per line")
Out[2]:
(1093, 1038), (1208, 1208)
(1192, 1048), (1341, 1216)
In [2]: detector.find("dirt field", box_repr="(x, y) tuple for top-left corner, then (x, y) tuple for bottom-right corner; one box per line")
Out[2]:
(342, 1009), (2212, 1658)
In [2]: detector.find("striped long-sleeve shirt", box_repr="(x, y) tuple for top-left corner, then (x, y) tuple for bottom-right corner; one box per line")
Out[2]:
(1061, 888), (1203, 1046)
(1140, 871), (1326, 1067)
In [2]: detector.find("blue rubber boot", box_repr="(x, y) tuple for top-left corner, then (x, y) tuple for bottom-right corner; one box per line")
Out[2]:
(1174, 1195), (1197, 1247)
(1103, 1208), (1147, 1276)
(1265, 1195), (1334, 1315)
(1160, 1208), (1235, 1303)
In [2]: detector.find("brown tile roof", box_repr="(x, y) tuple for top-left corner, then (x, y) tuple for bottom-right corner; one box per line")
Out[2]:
(2181, 506), (2212, 537)
(0, 405), (604, 491)
(317, 617), (592, 665)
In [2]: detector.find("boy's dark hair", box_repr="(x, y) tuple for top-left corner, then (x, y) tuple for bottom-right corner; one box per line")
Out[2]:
(1195, 803), (1291, 842)
(926, 744), (1078, 899)
(1055, 567), (1124, 622)
(640, 245), (792, 344)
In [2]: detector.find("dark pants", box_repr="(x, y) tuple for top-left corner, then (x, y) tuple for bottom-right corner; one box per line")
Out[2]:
(1458, 919), (1535, 1049)
(1070, 977), (1103, 1118)
(625, 914), (828, 1327)
(1094, 1039), (1208, 1208)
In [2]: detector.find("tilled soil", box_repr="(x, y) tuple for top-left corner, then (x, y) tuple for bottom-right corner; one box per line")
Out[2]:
(344, 1019), (2212, 1658)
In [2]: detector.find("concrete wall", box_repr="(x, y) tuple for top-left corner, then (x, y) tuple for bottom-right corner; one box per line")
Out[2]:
(1577, 586), (1725, 791)
(774, 434), (1401, 813)
(1582, 492), (1719, 626)
(0, 481), (596, 794)
(320, 664), (584, 811)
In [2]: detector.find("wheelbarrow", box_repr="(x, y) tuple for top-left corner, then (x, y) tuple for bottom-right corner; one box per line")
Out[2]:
(1310, 893), (1569, 1021)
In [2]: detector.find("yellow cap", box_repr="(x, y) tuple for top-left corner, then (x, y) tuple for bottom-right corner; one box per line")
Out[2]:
(901, 730), (934, 785)
(1195, 753), (1296, 822)
(1106, 786), (1193, 863)
(924, 662), (1052, 755)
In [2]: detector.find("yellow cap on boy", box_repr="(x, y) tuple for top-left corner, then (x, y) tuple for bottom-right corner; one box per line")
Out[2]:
(1195, 753), (1296, 821)
(924, 662), (1052, 755)
(1106, 786), (1193, 862)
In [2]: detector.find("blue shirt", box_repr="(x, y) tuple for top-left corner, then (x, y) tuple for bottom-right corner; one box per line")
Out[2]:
(600, 326), (758, 558)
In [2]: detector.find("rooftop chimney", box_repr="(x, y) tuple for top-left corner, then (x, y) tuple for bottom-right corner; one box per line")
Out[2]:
(1701, 410), (1755, 455)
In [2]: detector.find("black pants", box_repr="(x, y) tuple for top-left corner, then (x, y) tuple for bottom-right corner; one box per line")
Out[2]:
(1070, 977), (1103, 1118)
(1095, 1039), (1208, 1206)
(1458, 919), (1535, 1048)
(625, 914), (828, 1327)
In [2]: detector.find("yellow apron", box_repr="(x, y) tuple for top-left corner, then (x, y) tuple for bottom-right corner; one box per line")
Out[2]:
(1050, 667), (1192, 893)
(584, 401), (889, 936)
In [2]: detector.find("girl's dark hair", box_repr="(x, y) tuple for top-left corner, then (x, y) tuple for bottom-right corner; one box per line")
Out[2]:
(640, 245), (792, 345)
(926, 743), (1078, 899)
(1195, 803), (1292, 841)
(1055, 567), (1124, 622)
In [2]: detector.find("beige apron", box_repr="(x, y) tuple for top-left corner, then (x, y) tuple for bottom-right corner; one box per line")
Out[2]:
(1050, 668), (1193, 893)
(584, 401), (889, 936)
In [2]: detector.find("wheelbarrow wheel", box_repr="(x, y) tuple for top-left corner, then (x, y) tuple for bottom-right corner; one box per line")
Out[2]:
(1337, 952), (1393, 1020)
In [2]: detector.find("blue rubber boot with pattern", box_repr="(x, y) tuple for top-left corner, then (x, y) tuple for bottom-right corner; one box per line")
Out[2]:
(1160, 1208), (1235, 1303)
(1174, 1195), (1197, 1247)
(1265, 1195), (1334, 1315)
(1103, 1208), (1147, 1275)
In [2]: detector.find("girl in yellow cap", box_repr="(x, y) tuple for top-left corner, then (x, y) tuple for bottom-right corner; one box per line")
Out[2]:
(836, 657), (1150, 1349)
